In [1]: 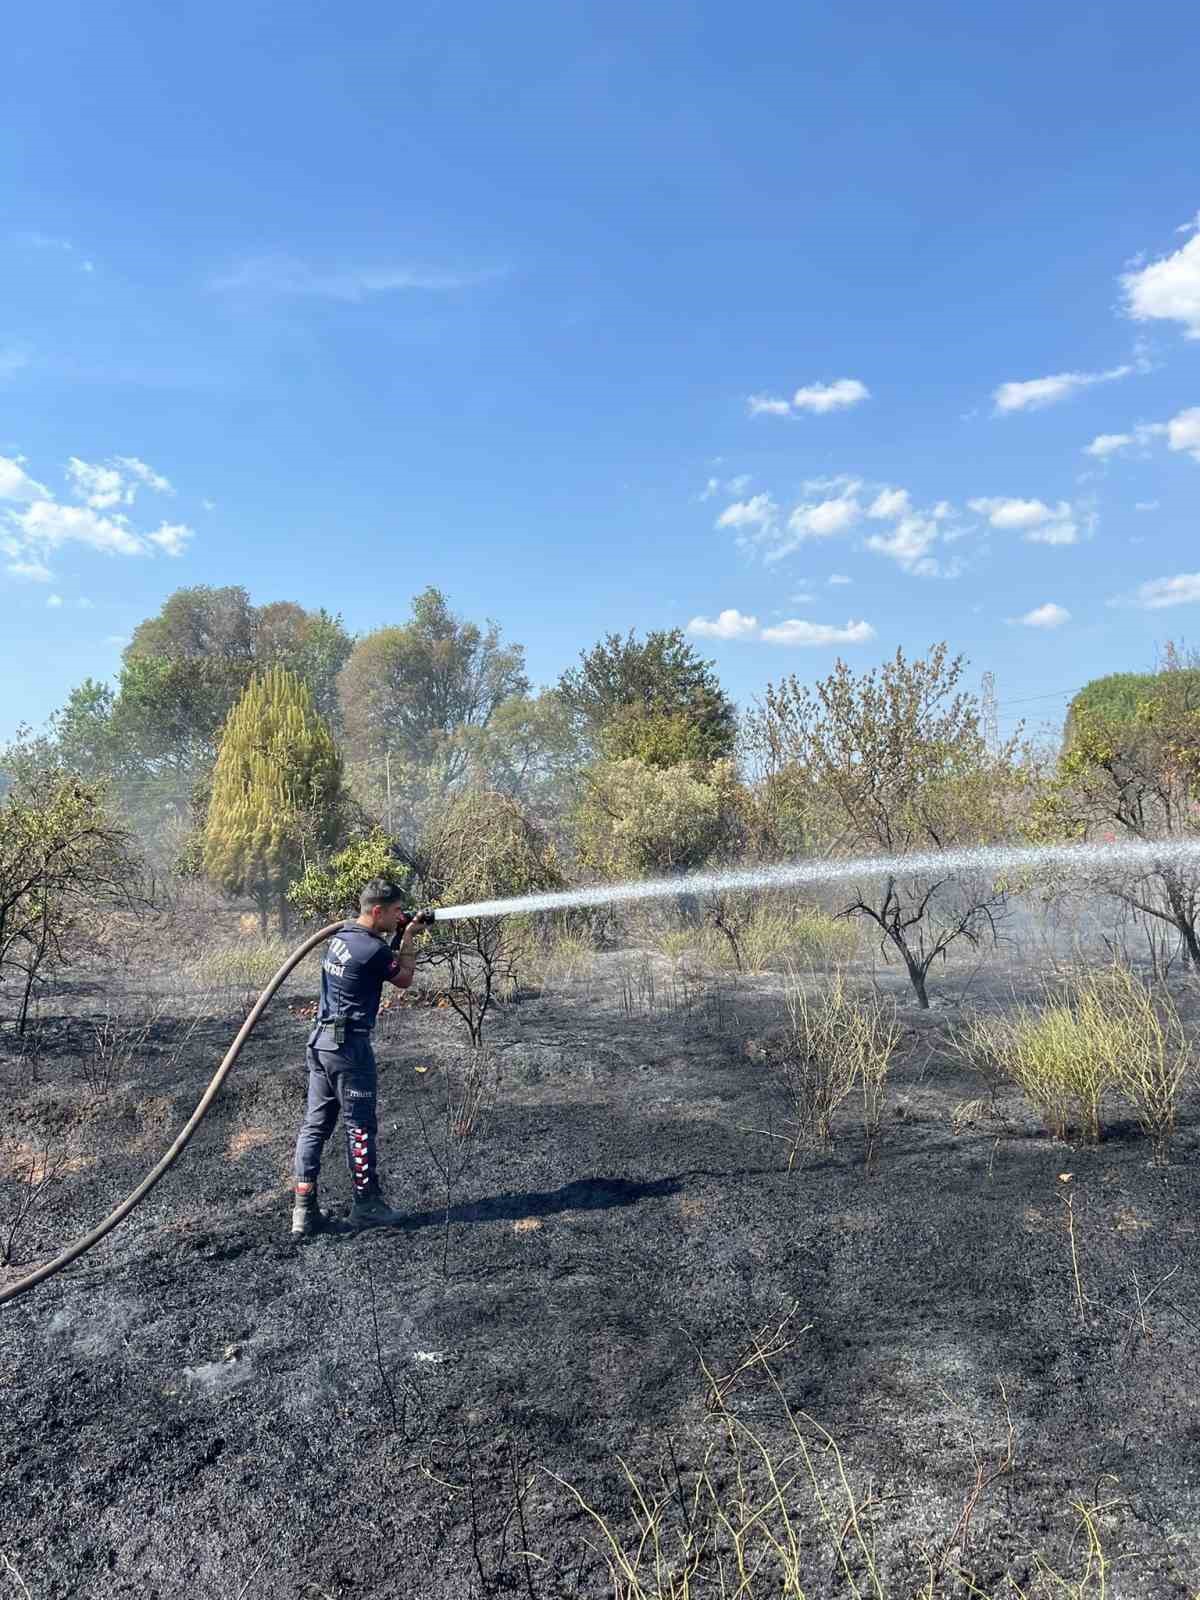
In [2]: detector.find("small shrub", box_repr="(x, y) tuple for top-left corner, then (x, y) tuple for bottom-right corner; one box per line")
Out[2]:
(758, 974), (898, 1165)
(958, 965), (1194, 1155)
(1093, 966), (1194, 1162)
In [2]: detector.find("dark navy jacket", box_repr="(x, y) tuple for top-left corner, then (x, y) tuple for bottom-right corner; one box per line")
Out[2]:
(317, 921), (409, 1031)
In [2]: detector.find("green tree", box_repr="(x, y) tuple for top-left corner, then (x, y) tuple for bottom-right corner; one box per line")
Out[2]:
(202, 668), (344, 933)
(453, 690), (583, 827)
(337, 587), (529, 821)
(571, 758), (745, 881)
(1032, 645), (1200, 965)
(747, 644), (1026, 1008)
(557, 628), (736, 765)
(117, 586), (353, 767)
(288, 829), (411, 925)
(0, 737), (139, 1032)
(252, 602), (354, 729)
(49, 680), (119, 779)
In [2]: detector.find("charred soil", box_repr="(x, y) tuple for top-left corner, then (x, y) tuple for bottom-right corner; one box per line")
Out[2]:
(3, 947), (1200, 1598)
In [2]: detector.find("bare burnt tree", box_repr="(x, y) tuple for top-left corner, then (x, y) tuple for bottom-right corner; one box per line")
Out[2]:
(746, 644), (1026, 1008)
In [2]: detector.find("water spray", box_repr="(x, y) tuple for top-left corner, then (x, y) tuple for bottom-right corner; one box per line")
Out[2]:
(5, 835), (1199, 1307)
(431, 837), (1200, 924)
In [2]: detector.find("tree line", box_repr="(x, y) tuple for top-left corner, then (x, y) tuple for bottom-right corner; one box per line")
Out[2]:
(2, 583), (1199, 1017)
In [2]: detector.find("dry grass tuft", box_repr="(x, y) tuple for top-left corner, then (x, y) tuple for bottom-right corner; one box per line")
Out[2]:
(751, 973), (900, 1166)
(956, 965), (1195, 1157)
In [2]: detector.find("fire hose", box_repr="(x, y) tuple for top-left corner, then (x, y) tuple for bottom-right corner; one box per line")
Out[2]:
(0, 915), (431, 1309)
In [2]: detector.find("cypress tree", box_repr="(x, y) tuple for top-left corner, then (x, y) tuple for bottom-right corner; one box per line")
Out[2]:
(203, 667), (343, 933)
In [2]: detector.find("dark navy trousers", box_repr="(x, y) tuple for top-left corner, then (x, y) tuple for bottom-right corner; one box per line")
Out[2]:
(293, 1026), (379, 1194)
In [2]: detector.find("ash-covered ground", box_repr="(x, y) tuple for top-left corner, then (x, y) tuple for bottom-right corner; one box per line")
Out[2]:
(3, 933), (1200, 1599)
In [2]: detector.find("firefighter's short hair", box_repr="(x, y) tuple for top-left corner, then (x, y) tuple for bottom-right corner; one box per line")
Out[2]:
(359, 877), (405, 911)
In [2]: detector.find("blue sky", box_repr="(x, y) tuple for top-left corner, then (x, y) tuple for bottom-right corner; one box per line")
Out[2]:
(3, 0), (1199, 748)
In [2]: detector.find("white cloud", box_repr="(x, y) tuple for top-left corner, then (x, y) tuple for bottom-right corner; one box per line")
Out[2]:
(1122, 232), (1200, 339)
(867, 487), (910, 519)
(46, 592), (63, 608)
(211, 257), (496, 300)
(827, 573), (852, 585)
(992, 365), (1132, 414)
(1083, 433), (1133, 458)
(865, 514), (942, 575)
(1024, 520), (1080, 546)
(77, 596), (94, 609)
(67, 457), (127, 509)
(789, 496), (861, 539)
(748, 378), (870, 419)
(1122, 573), (1200, 610)
(1017, 602), (1071, 628)
(1135, 500), (1160, 512)
(0, 455), (50, 503)
(104, 634), (129, 647)
(760, 618), (875, 646)
(791, 378), (869, 414)
(716, 493), (778, 533)
(146, 522), (193, 557)
(968, 496), (1078, 543)
(67, 454), (173, 509)
(115, 456), (173, 494)
(701, 473), (751, 502)
(969, 496), (1055, 530)
(5, 557), (53, 581)
(3, 451), (192, 580)
(13, 500), (146, 556)
(1164, 406), (1200, 462)
(686, 608), (760, 640)
(202, 499), (216, 512)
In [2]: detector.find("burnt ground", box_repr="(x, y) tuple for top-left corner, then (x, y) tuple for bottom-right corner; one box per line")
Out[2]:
(3, 939), (1200, 1599)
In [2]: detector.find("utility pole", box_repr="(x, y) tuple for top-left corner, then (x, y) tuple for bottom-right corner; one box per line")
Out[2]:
(981, 671), (999, 754)
(385, 749), (392, 833)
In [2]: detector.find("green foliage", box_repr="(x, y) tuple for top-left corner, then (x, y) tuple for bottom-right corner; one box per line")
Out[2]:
(454, 690), (583, 821)
(960, 966), (1195, 1157)
(745, 644), (1026, 1007)
(417, 788), (564, 1046)
(598, 704), (721, 769)
(48, 680), (119, 778)
(337, 587), (529, 776)
(1063, 655), (1200, 752)
(557, 627), (736, 765)
(571, 758), (745, 880)
(202, 667), (343, 930)
(1031, 647), (1200, 963)
(0, 739), (138, 1028)
(118, 586), (354, 767)
(419, 787), (564, 909)
(749, 643), (1024, 855)
(288, 828), (411, 924)
(252, 601), (353, 729)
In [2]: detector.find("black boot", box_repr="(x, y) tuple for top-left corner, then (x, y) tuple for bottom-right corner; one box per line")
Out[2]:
(349, 1179), (406, 1228)
(291, 1182), (349, 1237)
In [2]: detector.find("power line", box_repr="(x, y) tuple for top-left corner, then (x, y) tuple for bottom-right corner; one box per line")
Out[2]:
(995, 686), (1081, 709)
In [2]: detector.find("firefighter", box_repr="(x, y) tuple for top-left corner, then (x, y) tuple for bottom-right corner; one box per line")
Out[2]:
(291, 878), (434, 1235)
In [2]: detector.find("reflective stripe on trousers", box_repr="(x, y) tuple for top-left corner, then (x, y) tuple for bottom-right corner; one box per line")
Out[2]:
(293, 1029), (378, 1193)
